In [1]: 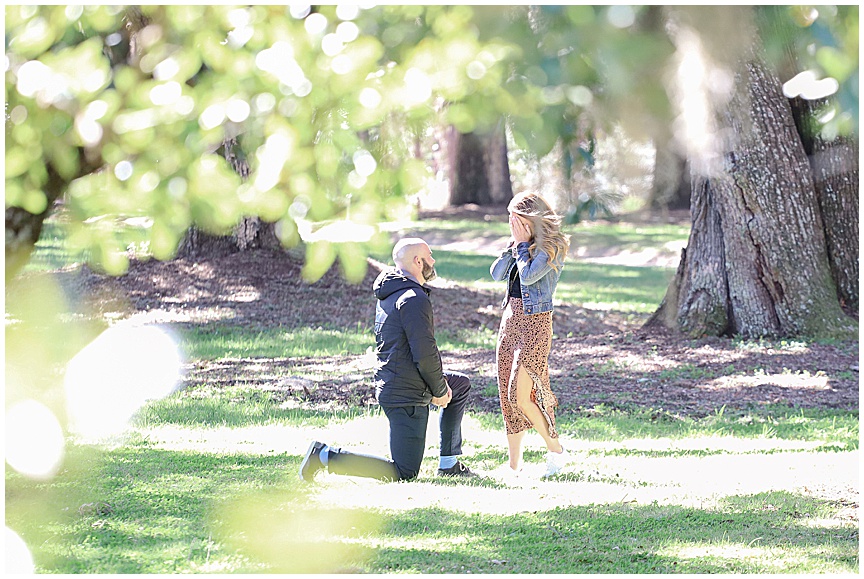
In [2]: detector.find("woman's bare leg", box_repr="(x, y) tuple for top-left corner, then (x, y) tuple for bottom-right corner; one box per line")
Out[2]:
(506, 430), (526, 471)
(515, 366), (563, 454)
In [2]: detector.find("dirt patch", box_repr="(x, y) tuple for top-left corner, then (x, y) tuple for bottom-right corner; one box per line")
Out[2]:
(40, 243), (857, 419)
(50, 248), (640, 339)
(177, 329), (858, 420)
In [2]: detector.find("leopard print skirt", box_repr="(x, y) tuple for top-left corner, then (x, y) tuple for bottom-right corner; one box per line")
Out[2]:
(496, 297), (558, 438)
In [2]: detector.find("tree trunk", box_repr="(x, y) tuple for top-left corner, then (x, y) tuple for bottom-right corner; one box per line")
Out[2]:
(484, 121), (514, 205)
(176, 137), (280, 258)
(788, 99), (859, 314)
(449, 122), (512, 206)
(5, 163), (67, 281)
(650, 141), (691, 211)
(646, 57), (854, 339)
(758, 7), (860, 315)
(450, 131), (490, 205)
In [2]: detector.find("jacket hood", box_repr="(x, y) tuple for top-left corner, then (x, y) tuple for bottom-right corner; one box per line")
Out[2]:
(373, 268), (425, 300)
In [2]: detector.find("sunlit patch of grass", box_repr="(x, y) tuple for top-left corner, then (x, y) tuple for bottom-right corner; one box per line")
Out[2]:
(135, 386), (380, 428)
(424, 250), (675, 315)
(8, 392), (857, 575)
(380, 220), (691, 253)
(179, 323), (494, 359)
(179, 324), (373, 360)
(25, 216), (152, 273)
(468, 404), (858, 448)
(436, 327), (498, 350)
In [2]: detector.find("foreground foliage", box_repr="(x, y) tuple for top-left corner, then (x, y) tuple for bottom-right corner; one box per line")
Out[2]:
(6, 6), (857, 281)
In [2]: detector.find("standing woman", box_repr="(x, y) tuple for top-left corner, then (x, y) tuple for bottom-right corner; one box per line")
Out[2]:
(491, 192), (570, 477)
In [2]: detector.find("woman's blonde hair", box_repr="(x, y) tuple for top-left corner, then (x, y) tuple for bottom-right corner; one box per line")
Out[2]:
(508, 192), (570, 271)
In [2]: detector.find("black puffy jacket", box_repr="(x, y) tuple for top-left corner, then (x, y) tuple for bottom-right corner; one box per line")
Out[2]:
(372, 268), (448, 407)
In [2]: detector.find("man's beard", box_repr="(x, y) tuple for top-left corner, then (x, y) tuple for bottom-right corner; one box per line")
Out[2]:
(421, 258), (437, 282)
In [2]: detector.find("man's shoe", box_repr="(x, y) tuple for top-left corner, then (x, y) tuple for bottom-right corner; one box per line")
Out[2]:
(299, 441), (327, 481)
(438, 460), (478, 478)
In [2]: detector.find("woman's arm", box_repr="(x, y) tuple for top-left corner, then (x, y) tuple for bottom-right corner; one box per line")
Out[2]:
(514, 242), (555, 285)
(490, 241), (515, 281)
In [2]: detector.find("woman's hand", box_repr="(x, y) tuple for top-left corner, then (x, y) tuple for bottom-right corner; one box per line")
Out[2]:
(509, 213), (532, 243)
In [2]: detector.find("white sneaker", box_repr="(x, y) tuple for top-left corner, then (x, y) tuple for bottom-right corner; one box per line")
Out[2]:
(543, 448), (570, 478)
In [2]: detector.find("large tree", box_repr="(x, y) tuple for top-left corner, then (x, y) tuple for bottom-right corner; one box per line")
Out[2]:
(756, 5), (859, 314)
(6, 5), (541, 280)
(6, 6), (857, 320)
(646, 6), (857, 339)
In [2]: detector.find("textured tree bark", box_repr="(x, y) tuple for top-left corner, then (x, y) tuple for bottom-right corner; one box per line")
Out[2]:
(788, 97), (859, 313)
(647, 57), (854, 338)
(647, 177), (729, 335)
(758, 6), (859, 314)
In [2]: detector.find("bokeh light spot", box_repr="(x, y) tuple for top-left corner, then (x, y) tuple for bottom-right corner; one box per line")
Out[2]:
(63, 323), (183, 440)
(5, 400), (65, 480)
(305, 13), (328, 35)
(114, 160), (134, 181)
(353, 149), (377, 177)
(5, 527), (35, 574)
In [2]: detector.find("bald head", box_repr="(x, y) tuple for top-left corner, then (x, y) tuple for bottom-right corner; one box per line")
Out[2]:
(392, 237), (429, 268)
(392, 237), (437, 283)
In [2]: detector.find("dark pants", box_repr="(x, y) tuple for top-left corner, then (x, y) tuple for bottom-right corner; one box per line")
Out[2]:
(326, 371), (471, 481)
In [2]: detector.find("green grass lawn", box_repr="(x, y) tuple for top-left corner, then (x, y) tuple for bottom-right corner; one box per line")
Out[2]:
(6, 394), (858, 574)
(7, 214), (858, 574)
(430, 248), (676, 314)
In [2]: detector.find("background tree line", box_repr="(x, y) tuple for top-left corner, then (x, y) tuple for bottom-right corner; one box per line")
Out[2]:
(5, 5), (858, 338)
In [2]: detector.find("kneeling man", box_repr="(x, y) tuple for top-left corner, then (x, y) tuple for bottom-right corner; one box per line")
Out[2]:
(300, 238), (476, 481)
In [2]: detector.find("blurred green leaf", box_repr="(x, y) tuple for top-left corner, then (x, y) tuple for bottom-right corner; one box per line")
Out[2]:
(302, 241), (337, 282)
(816, 46), (857, 82)
(4, 3), (858, 281)
(337, 242), (369, 284)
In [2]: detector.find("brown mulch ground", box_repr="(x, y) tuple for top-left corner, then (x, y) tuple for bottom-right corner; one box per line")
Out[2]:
(50, 239), (859, 419)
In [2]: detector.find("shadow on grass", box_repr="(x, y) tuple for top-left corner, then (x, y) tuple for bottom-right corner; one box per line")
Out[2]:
(6, 442), (857, 575)
(5, 445), (351, 573)
(374, 494), (858, 574)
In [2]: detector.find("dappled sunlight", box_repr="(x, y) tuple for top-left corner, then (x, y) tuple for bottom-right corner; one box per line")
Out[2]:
(224, 287), (261, 303)
(576, 241), (686, 268)
(580, 450), (857, 503)
(582, 436), (827, 454)
(134, 412), (858, 519)
(705, 372), (831, 392)
(659, 541), (852, 573)
(133, 416), (391, 457)
(302, 444), (858, 517)
(126, 307), (237, 325)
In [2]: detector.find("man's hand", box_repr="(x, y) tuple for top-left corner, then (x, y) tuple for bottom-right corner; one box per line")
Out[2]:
(431, 385), (453, 409)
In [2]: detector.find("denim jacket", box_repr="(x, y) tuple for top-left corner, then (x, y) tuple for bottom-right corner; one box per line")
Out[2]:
(490, 241), (563, 315)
